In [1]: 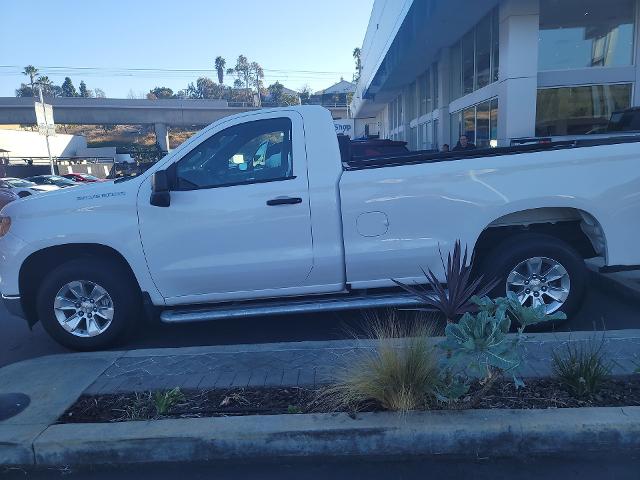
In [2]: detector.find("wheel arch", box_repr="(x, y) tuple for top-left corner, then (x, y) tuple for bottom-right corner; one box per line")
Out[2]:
(473, 207), (607, 263)
(19, 243), (141, 326)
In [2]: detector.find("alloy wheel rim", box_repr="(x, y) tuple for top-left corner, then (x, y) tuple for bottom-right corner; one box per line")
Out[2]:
(53, 280), (114, 337)
(506, 256), (570, 314)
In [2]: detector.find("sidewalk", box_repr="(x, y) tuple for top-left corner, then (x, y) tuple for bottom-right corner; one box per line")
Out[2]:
(1, 330), (639, 466)
(84, 330), (640, 395)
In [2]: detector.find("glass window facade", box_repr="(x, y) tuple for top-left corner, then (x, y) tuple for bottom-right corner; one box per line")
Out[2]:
(406, 82), (417, 121)
(539, 0), (635, 71)
(417, 122), (436, 150)
(432, 62), (439, 109)
(388, 95), (404, 131)
(536, 84), (632, 136)
(491, 11), (499, 82)
(451, 98), (499, 148)
(433, 119), (439, 150)
(416, 69), (434, 117)
(462, 30), (475, 95)
(409, 125), (418, 150)
(450, 43), (462, 100)
(450, 9), (500, 100)
(476, 14), (492, 89)
(418, 72), (427, 116)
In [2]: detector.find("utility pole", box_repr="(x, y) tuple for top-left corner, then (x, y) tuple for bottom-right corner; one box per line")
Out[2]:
(37, 85), (55, 175)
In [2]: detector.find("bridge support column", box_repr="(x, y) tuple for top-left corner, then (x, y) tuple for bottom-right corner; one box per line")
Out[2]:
(154, 123), (170, 153)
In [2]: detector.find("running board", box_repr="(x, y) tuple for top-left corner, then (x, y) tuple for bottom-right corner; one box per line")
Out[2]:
(160, 292), (432, 324)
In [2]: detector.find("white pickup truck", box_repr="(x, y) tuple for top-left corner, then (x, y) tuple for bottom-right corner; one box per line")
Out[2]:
(1, 106), (639, 349)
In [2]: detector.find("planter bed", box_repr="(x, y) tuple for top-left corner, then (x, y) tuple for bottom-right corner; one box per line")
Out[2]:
(60, 375), (640, 424)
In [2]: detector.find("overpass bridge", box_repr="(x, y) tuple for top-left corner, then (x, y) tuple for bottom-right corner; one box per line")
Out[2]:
(0, 98), (349, 151)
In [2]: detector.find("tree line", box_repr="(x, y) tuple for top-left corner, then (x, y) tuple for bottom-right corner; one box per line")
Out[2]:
(15, 49), (363, 104)
(16, 65), (104, 99)
(146, 55), (307, 106)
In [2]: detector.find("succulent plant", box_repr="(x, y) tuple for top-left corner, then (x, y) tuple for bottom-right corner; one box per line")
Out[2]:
(472, 292), (567, 332)
(440, 310), (520, 377)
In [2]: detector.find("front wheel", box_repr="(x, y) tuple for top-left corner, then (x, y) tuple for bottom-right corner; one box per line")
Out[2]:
(37, 258), (139, 350)
(480, 233), (587, 321)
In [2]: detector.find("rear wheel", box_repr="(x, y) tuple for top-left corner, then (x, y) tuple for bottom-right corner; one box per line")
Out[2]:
(37, 258), (139, 350)
(481, 233), (587, 321)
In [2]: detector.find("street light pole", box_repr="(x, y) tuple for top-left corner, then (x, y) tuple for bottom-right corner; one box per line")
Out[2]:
(37, 85), (55, 175)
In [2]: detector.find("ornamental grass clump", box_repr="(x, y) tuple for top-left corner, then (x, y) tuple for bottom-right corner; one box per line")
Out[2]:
(153, 387), (185, 415)
(323, 314), (441, 414)
(552, 335), (612, 398)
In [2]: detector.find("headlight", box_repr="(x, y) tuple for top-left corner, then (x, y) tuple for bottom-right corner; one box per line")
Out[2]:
(0, 216), (10, 237)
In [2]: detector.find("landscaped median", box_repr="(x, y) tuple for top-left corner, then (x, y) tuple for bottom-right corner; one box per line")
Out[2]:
(1, 328), (639, 467)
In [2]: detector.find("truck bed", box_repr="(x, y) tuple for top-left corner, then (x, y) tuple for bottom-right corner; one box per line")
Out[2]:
(341, 134), (640, 171)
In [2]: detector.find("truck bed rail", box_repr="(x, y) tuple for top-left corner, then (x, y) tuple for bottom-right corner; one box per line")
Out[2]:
(342, 134), (640, 171)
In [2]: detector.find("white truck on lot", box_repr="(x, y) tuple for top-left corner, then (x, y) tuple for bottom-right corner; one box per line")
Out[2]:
(1, 106), (639, 349)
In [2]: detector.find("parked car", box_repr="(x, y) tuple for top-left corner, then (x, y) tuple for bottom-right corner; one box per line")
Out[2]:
(1, 106), (638, 350)
(0, 189), (19, 209)
(0, 177), (59, 197)
(62, 173), (107, 183)
(26, 175), (78, 188)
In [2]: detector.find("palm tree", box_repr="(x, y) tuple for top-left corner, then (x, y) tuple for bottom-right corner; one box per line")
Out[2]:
(22, 65), (39, 90)
(214, 56), (226, 84)
(36, 76), (53, 97)
(353, 48), (362, 82)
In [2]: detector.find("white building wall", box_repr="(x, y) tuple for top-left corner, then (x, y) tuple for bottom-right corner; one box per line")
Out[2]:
(0, 129), (132, 162)
(0, 129), (87, 157)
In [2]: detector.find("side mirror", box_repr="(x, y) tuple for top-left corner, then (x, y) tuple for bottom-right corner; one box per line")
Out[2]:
(150, 170), (170, 207)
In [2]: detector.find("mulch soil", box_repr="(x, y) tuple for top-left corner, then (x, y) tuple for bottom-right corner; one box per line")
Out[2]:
(60, 375), (640, 424)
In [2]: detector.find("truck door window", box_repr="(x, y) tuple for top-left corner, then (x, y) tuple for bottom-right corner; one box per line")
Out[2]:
(176, 117), (293, 190)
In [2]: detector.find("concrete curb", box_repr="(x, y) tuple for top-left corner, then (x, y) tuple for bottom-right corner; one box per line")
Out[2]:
(0, 352), (120, 466)
(29, 406), (640, 466)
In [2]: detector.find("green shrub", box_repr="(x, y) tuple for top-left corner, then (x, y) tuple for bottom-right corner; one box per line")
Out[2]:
(472, 292), (567, 332)
(153, 387), (185, 415)
(552, 337), (612, 398)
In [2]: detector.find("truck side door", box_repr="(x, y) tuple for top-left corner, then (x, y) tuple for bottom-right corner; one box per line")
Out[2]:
(137, 113), (315, 304)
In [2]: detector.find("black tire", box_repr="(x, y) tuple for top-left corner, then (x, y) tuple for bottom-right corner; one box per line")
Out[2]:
(480, 233), (587, 323)
(36, 258), (140, 350)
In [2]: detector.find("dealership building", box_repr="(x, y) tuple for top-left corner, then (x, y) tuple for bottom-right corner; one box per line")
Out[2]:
(351, 0), (639, 149)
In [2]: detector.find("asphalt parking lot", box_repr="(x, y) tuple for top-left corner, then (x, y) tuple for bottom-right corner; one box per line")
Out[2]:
(1, 278), (638, 368)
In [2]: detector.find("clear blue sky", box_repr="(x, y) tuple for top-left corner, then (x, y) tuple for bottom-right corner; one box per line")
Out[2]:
(0, 0), (374, 98)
